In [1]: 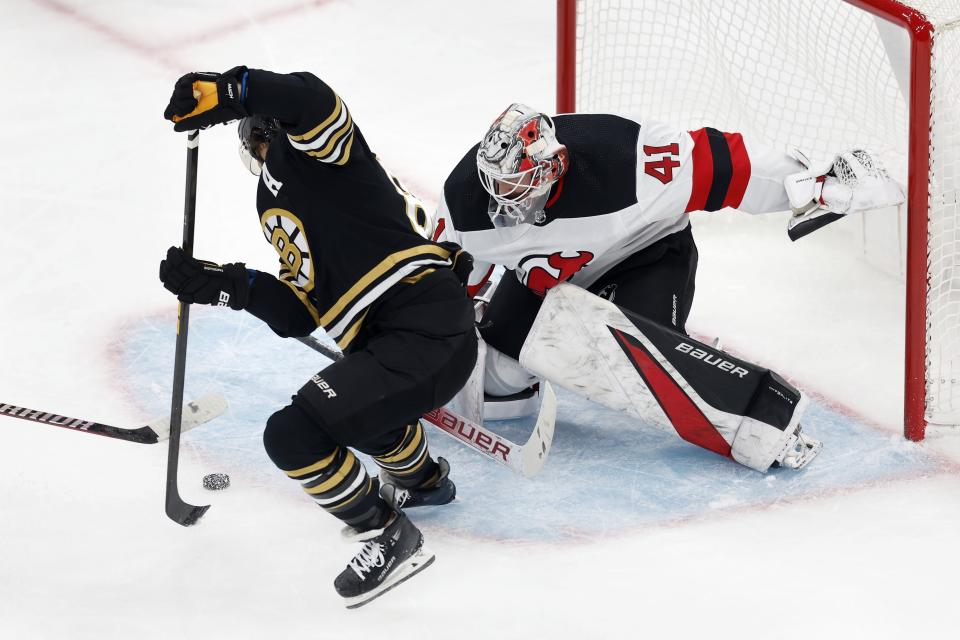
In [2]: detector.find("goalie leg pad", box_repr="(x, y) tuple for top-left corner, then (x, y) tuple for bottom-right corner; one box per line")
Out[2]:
(520, 283), (818, 472)
(484, 346), (539, 397)
(446, 329), (487, 425)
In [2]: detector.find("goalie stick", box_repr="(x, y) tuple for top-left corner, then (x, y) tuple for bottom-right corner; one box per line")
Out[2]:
(0, 394), (228, 444)
(164, 129), (209, 527)
(294, 335), (557, 477)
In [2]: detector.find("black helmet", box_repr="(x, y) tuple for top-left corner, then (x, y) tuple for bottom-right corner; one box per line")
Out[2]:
(238, 116), (281, 175)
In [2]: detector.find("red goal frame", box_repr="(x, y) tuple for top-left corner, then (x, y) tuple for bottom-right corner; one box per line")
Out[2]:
(556, 0), (935, 440)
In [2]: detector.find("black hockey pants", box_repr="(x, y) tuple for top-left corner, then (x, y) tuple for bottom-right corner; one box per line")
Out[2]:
(263, 269), (477, 469)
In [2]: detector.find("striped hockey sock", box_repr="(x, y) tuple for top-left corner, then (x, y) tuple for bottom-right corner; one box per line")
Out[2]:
(284, 447), (389, 528)
(373, 421), (440, 489)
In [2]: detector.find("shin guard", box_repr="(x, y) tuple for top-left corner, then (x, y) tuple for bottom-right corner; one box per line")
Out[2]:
(520, 283), (813, 472)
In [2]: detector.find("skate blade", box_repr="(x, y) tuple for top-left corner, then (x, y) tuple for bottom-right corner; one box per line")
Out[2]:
(342, 546), (436, 610)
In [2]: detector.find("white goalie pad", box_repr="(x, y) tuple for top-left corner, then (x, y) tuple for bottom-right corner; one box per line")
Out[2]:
(446, 328), (487, 425)
(519, 283), (814, 472)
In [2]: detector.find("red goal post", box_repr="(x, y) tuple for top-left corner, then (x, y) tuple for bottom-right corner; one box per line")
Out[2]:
(556, 0), (960, 440)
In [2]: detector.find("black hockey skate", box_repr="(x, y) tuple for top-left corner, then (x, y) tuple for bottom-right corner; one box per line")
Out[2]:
(379, 457), (456, 509)
(335, 510), (434, 609)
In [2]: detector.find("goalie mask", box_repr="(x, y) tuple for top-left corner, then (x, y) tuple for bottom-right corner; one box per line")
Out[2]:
(476, 103), (568, 227)
(238, 115), (281, 176)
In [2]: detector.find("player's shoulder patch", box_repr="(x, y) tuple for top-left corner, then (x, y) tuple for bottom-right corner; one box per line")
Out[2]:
(545, 114), (641, 219)
(443, 142), (495, 233)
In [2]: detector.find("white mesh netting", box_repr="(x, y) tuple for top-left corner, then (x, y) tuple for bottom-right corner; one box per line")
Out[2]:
(573, 0), (960, 426)
(927, 10), (960, 424)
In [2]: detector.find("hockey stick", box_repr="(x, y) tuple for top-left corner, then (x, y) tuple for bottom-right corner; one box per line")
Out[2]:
(164, 129), (209, 527)
(294, 334), (557, 477)
(1, 394), (228, 444)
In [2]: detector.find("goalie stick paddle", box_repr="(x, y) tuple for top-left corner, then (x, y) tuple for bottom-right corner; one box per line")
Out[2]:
(164, 129), (209, 527)
(0, 394), (228, 444)
(294, 335), (557, 477)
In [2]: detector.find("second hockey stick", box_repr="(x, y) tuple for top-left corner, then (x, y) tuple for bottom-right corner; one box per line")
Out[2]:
(164, 129), (209, 527)
(1, 394), (228, 444)
(294, 334), (557, 478)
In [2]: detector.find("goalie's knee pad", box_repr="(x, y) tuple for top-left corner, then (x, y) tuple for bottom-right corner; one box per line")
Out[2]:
(484, 346), (539, 397)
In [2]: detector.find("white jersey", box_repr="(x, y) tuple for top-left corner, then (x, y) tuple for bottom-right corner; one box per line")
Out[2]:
(435, 113), (802, 296)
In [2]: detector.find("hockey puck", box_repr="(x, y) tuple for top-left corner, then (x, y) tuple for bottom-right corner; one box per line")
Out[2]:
(202, 473), (230, 491)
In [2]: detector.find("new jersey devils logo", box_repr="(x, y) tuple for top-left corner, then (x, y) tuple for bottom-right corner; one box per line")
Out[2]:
(519, 250), (594, 296)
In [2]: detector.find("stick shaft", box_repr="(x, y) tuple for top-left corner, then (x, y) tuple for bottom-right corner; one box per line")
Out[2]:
(165, 130), (209, 525)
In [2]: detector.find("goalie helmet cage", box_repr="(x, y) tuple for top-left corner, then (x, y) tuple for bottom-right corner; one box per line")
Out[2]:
(556, 0), (960, 441)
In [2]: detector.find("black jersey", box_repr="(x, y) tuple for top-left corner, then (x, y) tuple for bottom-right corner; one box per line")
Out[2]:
(241, 70), (452, 349)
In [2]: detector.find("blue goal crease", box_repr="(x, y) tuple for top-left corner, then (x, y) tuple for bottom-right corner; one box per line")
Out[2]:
(117, 310), (941, 542)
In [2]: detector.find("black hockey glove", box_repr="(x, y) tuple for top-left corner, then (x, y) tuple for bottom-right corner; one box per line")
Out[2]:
(159, 246), (250, 310)
(163, 66), (249, 132)
(438, 241), (474, 287)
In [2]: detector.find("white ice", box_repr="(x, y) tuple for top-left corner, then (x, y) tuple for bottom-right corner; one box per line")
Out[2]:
(2, 1), (959, 638)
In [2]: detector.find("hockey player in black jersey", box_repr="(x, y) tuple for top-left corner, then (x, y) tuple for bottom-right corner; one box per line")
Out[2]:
(160, 66), (477, 608)
(437, 103), (903, 473)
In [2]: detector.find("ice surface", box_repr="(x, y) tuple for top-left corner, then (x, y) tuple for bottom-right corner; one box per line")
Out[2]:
(120, 309), (944, 543)
(2, 1), (960, 638)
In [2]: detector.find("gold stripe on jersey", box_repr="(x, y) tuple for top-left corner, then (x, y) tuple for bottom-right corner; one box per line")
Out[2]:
(288, 94), (345, 143)
(304, 112), (353, 161)
(287, 93), (356, 164)
(335, 307), (370, 350)
(320, 244), (452, 330)
(331, 131), (356, 166)
(401, 268), (435, 285)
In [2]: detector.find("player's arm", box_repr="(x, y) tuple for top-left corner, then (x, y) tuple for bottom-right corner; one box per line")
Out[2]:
(158, 247), (318, 338)
(162, 66), (358, 166)
(641, 120), (903, 238)
(244, 69), (357, 166)
(245, 268), (321, 338)
(683, 128), (903, 236)
(433, 197), (494, 298)
(676, 125), (803, 215)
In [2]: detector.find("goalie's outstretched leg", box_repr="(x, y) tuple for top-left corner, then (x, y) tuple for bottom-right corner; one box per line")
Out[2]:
(519, 283), (823, 472)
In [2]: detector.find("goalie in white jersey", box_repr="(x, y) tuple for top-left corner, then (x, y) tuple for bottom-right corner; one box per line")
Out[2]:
(435, 103), (903, 472)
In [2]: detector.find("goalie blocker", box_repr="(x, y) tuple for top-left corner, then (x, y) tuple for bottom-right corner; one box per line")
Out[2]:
(519, 283), (822, 472)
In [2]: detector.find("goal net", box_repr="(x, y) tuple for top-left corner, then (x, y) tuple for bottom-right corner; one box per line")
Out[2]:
(556, 0), (960, 438)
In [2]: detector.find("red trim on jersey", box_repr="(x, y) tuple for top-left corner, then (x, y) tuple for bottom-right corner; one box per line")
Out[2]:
(545, 176), (565, 208)
(721, 132), (751, 208)
(684, 128), (713, 213)
(431, 218), (446, 241)
(610, 328), (732, 457)
(466, 265), (494, 298)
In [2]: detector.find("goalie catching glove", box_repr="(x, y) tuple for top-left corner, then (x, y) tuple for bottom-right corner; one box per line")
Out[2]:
(159, 246), (250, 310)
(783, 148), (904, 241)
(163, 66), (249, 131)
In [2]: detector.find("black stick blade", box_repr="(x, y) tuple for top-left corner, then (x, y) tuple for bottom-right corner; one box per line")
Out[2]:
(165, 493), (209, 527)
